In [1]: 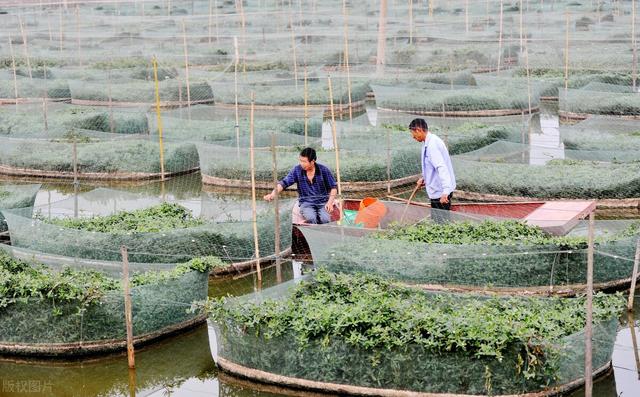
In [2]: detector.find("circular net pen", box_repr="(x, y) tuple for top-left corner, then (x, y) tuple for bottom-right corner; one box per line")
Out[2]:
(296, 201), (640, 296)
(1, 187), (293, 273)
(0, 245), (210, 357)
(208, 273), (622, 396)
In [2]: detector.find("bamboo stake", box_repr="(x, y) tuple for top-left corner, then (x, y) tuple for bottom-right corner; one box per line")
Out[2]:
(182, 20), (192, 120)
(386, 126), (391, 194)
(519, 0), (524, 53)
(584, 212), (595, 397)
(342, 0), (353, 120)
(18, 15), (32, 79)
(75, 5), (81, 67)
(627, 311), (640, 376)
(428, 0), (433, 18)
(108, 69), (115, 134)
(237, 0), (247, 73)
(486, 0), (489, 30)
(327, 76), (343, 212)
(564, 12), (570, 93)
(8, 36), (19, 106)
(208, 0), (213, 44)
(628, 239), (640, 310)
(128, 368), (137, 397)
(234, 36), (240, 159)
(121, 246), (135, 369)
(167, 0), (171, 16)
(464, 0), (469, 35)
(524, 30), (532, 115)
(633, 0), (637, 91)
(47, 17), (53, 43)
(215, 0), (219, 42)
(43, 66), (49, 133)
(152, 57), (166, 181)
(376, 0), (388, 76)
(249, 93), (262, 282)
(58, 5), (64, 53)
(304, 66), (309, 146)
(497, 0), (504, 75)
(409, 0), (414, 44)
(290, 15), (298, 88)
(271, 133), (281, 264)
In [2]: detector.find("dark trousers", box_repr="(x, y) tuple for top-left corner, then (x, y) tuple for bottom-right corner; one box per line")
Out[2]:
(430, 193), (453, 224)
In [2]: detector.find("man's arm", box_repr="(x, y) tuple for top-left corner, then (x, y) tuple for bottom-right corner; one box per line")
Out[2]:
(264, 167), (296, 201)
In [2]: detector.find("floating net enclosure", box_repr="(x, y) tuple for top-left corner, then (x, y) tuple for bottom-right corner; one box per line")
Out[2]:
(3, 188), (293, 266)
(209, 272), (623, 396)
(0, 183), (40, 232)
(0, 246), (211, 356)
(297, 202), (640, 295)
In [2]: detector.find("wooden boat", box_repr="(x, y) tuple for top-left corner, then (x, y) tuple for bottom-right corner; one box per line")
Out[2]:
(292, 198), (596, 259)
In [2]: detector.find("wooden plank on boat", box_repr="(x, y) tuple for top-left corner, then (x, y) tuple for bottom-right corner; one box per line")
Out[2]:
(524, 200), (597, 236)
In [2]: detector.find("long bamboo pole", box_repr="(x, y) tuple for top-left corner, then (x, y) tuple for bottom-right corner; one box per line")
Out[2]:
(108, 69), (115, 134)
(121, 246), (135, 369)
(249, 93), (262, 282)
(628, 239), (640, 310)
(564, 12), (570, 93)
(304, 66), (309, 146)
(271, 133), (281, 264)
(409, 0), (414, 44)
(152, 57), (166, 181)
(342, 0), (353, 120)
(208, 0), (213, 44)
(182, 20), (192, 120)
(43, 66), (49, 133)
(74, 5), (82, 67)
(497, 0), (504, 75)
(58, 5), (64, 53)
(17, 15), (32, 79)
(8, 36), (19, 106)
(290, 15), (298, 88)
(234, 36), (240, 159)
(464, 0), (469, 35)
(327, 76), (343, 206)
(519, 0), (524, 53)
(376, 0), (388, 76)
(633, 0), (637, 91)
(584, 212), (595, 397)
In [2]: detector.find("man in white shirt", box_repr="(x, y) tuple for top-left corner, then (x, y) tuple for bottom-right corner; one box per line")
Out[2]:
(409, 118), (456, 222)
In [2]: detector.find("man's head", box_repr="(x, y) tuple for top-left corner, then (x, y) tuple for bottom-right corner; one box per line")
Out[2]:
(409, 118), (429, 142)
(299, 147), (317, 171)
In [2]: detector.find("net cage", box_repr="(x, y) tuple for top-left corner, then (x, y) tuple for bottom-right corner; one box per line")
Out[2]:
(0, 183), (40, 232)
(1, 187), (294, 267)
(296, 201), (640, 295)
(208, 273), (622, 396)
(0, 243), (210, 356)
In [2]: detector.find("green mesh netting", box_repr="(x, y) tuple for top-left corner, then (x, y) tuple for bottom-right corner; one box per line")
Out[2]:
(0, 183), (40, 233)
(210, 274), (620, 395)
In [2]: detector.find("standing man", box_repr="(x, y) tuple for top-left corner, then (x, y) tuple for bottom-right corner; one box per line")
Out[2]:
(409, 118), (456, 222)
(264, 147), (338, 224)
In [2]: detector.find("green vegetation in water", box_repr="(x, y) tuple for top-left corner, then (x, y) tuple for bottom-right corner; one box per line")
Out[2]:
(42, 203), (205, 233)
(380, 219), (640, 248)
(206, 269), (625, 382)
(0, 251), (222, 312)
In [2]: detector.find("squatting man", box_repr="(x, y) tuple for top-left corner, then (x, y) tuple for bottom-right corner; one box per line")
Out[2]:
(264, 147), (338, 224)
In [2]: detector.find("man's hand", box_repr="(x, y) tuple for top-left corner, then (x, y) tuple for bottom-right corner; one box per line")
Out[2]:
(263, 192), (275, 202)
(416, 177), (425, 187)
(325, 199), (335, 213)
(439, 193), (449, 205)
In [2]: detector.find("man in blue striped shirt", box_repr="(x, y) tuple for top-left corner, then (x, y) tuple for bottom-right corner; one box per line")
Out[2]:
(264, 147), (338, 224)
(409, 118), (456, 222)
